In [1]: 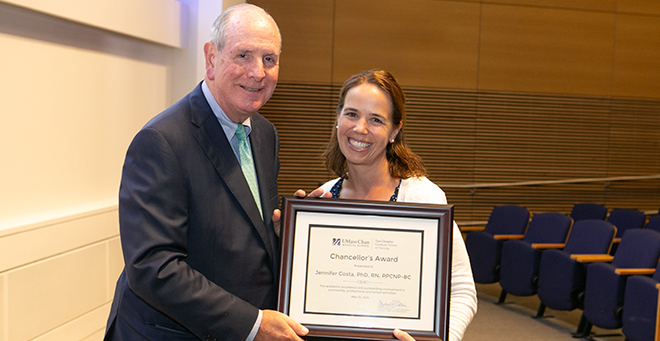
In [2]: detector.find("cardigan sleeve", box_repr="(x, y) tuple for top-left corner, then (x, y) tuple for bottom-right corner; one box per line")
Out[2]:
(446, 222), (478, 341)
(398, 177), (478, 341)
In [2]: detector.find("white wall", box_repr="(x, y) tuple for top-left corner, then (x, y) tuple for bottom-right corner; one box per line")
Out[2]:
(0, 0), (233, 339)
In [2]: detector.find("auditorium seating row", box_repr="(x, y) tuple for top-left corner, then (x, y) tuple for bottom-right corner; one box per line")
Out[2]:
(464, 203), (660, 341)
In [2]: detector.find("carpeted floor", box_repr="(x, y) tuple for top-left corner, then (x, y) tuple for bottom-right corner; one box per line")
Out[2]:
(462, 283), (626, 341)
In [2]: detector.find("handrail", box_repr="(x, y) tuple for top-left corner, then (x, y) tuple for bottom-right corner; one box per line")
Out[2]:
(439, 174), (660, 189)
(451, 174), (660, 228)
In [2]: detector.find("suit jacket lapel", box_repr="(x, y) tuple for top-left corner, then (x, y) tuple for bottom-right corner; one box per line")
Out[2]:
(248, 116), (273, 220)
(188, 85), (276, 265)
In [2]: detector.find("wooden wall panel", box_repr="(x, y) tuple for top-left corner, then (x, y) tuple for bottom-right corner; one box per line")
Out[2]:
(256, 0), (334, 83)
(478, 4), (615, 95)
(608, 98), (660, 175)
(471, 92), (612, 183)
(606, 179), (660, 210)
(612, 14), (660, 98)
(404, 88), (478, 184)
(485, 0), (616, 12)
(260, 83), (660, 224)
(333, 0), (480, 88)
(617, 0), (660, 15)
(259, 83), (338, 197)
(252, 0), (660, 224)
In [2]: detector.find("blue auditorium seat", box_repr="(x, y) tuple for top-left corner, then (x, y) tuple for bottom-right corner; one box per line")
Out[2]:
(621, 260), (660, 341)
(536, 220), (616, 312)
(465, 205), (530, 284)
(570, 203), (607, 221)
(580, 229), (660, 337)
(499, 212), (573, 308)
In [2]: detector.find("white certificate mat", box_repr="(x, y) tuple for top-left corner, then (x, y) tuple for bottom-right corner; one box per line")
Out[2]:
(288, 211), (439, 331)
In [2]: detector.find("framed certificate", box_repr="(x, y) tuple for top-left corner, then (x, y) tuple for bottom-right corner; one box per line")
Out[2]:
(278, 196), (453, 341)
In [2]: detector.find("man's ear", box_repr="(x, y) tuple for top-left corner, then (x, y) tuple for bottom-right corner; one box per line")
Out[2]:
(203, 42), (217, 80)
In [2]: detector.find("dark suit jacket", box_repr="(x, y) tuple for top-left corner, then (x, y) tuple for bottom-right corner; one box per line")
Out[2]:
(105, 83), (280, 341)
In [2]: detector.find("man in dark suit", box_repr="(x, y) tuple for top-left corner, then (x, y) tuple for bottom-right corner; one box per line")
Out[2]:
(104, 4), (308, 341)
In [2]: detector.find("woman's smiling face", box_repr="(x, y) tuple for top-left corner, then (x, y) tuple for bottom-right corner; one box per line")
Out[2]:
(336, 83), (401, 169)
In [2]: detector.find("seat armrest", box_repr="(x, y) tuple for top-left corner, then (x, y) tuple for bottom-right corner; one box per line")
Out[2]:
(570, 254), (614, 263)
(614, 268), (655, 275)
(493, 234), (525, 240)
(613, 237), (621, 243)
(459, 225), (486, 232)
(531, 243), (565, 249)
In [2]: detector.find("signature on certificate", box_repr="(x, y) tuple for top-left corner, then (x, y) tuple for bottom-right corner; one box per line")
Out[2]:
(376, 299), (415, 316)
(378, 299), (407, 308)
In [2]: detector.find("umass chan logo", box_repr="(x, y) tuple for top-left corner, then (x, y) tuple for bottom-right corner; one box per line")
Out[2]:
(331, 238), (370, 247)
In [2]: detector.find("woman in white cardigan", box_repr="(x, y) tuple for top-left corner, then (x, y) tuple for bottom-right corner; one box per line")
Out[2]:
(303, 69), (478, 341)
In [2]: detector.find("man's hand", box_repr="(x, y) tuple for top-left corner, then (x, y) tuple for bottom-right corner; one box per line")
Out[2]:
(294, 188), (331, 198)
(272, 208), (282, 237)
(254, 310), (308, 341)
(393, 328), (416, 341)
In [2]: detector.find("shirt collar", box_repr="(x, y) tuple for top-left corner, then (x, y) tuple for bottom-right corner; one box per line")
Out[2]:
(201, 80), (252, 140)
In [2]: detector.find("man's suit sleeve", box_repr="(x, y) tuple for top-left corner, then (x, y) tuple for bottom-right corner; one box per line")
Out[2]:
(119, 126), (259, 340)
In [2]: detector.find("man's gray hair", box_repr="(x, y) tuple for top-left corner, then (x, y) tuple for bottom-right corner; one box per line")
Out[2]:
(209, 3), (282, 52)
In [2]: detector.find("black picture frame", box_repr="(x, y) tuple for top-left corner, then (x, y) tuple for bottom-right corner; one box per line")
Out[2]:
(278, 196), (453, 341)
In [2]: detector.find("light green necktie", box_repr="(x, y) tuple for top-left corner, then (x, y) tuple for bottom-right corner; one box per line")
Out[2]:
(235, 124), (262, 219)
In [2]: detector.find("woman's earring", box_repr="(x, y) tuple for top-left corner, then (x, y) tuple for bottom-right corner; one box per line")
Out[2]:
(336, 125), (339, 129)
(390, 139), (395, 143)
